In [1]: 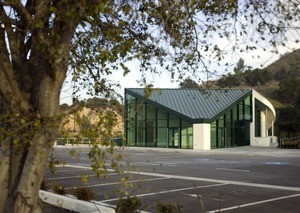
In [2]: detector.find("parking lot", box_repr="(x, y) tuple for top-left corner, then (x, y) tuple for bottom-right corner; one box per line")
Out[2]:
(44, 146), (300, 212)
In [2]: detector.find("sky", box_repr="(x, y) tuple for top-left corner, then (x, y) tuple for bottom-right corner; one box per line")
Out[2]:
(61, 0), (300, 104)
(60, 20), (300, 105)
(60, 40), (300, 106)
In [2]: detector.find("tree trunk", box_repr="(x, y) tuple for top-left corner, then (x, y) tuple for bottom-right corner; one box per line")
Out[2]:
(8, 73), (63, 213)
(1, 110), (61, 213)
(0, 139), (10, 212)
(10, 132), (54, 213)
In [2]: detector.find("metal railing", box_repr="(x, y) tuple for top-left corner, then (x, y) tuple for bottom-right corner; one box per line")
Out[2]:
(281, 136), (300, 148)
(54, 137), (123, 146)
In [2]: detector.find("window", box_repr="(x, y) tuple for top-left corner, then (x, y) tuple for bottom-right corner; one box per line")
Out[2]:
(181, 121), (193, 149)
(211, 121), (217, 149)
(157, 128), (168, 147)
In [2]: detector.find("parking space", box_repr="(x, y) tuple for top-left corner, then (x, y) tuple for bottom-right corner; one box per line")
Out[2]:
(44, 146), (300, 212)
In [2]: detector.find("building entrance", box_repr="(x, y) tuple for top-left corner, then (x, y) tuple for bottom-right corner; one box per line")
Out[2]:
(168, 128), (179, 148)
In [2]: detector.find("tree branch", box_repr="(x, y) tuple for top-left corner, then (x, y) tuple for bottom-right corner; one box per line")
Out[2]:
(0, 24), (30, 114)
(60, 103), (82, 116)
(0, 5), (15, 41)
(0, 0), (32, 27)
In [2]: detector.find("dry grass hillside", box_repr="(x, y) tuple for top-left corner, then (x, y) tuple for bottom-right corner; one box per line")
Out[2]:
(60, 99), (124, 142)
(264, 49), (300, 79)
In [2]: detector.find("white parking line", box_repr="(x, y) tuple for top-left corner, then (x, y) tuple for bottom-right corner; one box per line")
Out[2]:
(208, 193), (300, 212)
(101, 183), (227, 203)
(216, 168), (250, 172)
(47, 175), (96, 180)
(66, 177), (170, 189)
(133, 162), (176, 167)
(64, 164), (300, 192)
(47, 173), (120, 180)
(47, 169), (86, 173)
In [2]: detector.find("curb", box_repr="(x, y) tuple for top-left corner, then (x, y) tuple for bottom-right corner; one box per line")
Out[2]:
(39, 190), (115, 213)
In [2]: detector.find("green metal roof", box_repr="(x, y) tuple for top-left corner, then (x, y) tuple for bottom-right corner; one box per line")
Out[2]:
(125, 88), (252, 123)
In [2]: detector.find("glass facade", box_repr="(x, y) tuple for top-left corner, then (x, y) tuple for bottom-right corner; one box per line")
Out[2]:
(125, 93), (193, 149)
(210, 95), (252, 149)
(126, 91), (252, 150)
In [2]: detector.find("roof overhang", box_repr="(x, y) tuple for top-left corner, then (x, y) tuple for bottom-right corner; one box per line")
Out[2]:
(253, 89), (276, 122)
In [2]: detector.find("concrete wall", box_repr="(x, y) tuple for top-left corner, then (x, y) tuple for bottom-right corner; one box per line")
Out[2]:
(252, 136), (278, 147)
(193, 123), (211, 150)
(252, 90), (276, 147)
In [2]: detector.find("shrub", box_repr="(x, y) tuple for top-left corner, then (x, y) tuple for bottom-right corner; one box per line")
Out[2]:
(40, 179), (48, 191)
(116, 196), (142, 213)
(155, 201), (183, 213)
(53, 184), (67, 195)
(73, 186), (95, 201)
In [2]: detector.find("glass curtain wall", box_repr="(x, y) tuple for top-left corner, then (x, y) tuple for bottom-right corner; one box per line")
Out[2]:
(126, 94), (136, 146)
(125, 93), (193, 149)
(181, 121), (193, 149)
(210, 95), (252, 149)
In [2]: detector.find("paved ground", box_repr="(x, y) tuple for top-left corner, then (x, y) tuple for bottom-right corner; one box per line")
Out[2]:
(45, 146), (300, 212)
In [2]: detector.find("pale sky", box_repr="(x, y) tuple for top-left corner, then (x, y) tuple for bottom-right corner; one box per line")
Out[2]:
(60, 40), (300, 105)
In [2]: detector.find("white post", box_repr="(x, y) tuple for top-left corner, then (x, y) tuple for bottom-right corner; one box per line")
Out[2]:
(271, 120), (274, 137)
(265, 109), (268, 137)
(193, 123), (211, 150)
(260, 111), (266, 137)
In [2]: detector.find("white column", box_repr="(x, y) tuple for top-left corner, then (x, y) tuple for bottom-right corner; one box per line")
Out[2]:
(271, 120), (274, 137)
(265, 109), (268, 137)
(193, 123), (211, 150)
(260, 111), (266, 137)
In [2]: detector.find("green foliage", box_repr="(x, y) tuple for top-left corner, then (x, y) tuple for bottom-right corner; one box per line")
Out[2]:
(73, 186), (95, 201)
(85, 97), (123, 114)
(216, 59), (271, 88)
(155, 201), (183, 213)
(40, 179), (49, 191)
(244, 69), (271, 86)
(216, 73), (241, 88)
(233, 58), (246, 75)
(53, 184), (67, 195)
(1, 0), (300, 211)
(115, 196), (143, 213)
(179, 77), (199, 88)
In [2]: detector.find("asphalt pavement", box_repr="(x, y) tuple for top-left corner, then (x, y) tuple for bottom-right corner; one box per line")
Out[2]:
(44, 145), (300, 212)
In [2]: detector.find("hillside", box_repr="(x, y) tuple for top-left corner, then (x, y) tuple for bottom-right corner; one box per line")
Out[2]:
(179, 49), (300, 137)
(264, 49), (300, 81)
(212, 49), (300, 107)
(60, 98), (124, 142)
(192, 49), (300, 137)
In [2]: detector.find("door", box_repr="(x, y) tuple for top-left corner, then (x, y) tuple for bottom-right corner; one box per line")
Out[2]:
(168, 128), (179, 148)
(218, 127), (226, 148)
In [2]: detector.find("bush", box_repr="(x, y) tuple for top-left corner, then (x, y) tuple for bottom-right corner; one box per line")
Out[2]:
(53, 184), (67, 195)
(155, 201), (183, 213)
(40, 179), (48, 191)
(73, 186), (95, 201)
(116, 196), (142, 213)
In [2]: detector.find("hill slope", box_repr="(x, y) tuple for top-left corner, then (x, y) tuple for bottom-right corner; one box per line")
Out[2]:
(220, 49), (300, 137)
(213, 49), (300, 108)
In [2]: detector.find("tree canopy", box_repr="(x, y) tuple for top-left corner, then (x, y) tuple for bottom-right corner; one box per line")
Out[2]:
(1, 0), (300, 212)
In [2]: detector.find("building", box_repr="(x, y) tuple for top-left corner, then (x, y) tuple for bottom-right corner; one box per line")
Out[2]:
(125, 88), (277, 150)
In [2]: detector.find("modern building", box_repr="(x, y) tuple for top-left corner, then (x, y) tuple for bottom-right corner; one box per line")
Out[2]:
(125, 88), (277, 150)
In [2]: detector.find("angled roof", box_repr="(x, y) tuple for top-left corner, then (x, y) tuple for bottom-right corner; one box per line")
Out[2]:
(125, 88), (252, 123)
